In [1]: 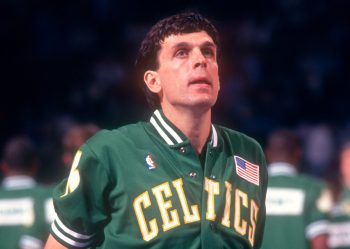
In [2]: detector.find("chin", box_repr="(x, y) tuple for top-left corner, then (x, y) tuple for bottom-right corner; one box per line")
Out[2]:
(189, 97), (217, 110)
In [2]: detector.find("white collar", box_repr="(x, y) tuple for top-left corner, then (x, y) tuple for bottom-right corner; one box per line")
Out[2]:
(150, 109), (218, 147)
(268, 162), (297, 176)
(2, 175), (36, 189)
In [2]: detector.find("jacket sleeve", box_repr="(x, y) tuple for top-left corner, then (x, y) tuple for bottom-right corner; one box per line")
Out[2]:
(50, 143), (111, 248)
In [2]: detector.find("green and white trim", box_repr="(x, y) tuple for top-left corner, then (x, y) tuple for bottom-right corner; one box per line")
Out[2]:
(51, 216), (95, 248)
(150, 109), (218, 147)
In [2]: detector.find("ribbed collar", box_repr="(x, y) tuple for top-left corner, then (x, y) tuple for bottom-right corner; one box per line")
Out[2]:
(2, 175), (36, 189)
(268, 162), (298, 176)
(150, 109), (218, 148)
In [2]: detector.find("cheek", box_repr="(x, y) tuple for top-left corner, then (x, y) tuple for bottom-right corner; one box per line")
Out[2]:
(212, 66), (220, 90)
(159, 62), (183, 80)
(341, 159), (350, 174)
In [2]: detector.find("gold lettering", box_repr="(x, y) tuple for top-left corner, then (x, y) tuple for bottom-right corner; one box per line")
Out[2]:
(221, 181), (232, 227)
(234, 189), (248, 235)
(204, 177), (220, 221)
(133, 191), (158, 241)
(61, 150), (82, 197)
(152, 182), (180, 231)
(172, 178), (200, 224)
(248, 199), (259, 246)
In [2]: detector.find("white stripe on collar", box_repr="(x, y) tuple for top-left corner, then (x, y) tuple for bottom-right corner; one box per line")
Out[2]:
(150, 110), (218, 148)
(154, 110), (183, 143)
(211, 124), (218, 147)
(150, 117), (174, 145)
(268, 162), (297, 176)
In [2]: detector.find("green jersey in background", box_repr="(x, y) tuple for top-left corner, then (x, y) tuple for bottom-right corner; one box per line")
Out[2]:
(261, 163), (332, 249)
(328, 187), (350, 249)
(0, 175), (55, 249)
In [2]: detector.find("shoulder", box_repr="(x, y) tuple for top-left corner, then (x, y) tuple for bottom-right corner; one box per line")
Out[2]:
(216, 125), (264, 152)
(76, 122), (148, 164)
(36, 184), (55, 196)
(298, 173), (327, 188)
(85, 122), (146, 148)
(90, 122), (144, 140)
(215, 125), (267, 177)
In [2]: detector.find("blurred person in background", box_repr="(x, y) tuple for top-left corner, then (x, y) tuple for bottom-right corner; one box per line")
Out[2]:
(261, 129), (332, 249)
(0, 136), (55, 249)
(47, 122), (100, 184)
(61, 123), (100, 170)
(304, 125), (336, 177)
(328, 142), (350, 249)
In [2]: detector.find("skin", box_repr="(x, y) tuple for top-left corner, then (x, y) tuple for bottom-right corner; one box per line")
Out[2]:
(44, 31), (221, 249)
(44, 235), (67, 249)
(144, 31), (220, 154)
(265, 131), (302, 169)
(310, 234), (329, 249)
(340, 145), (350, 187)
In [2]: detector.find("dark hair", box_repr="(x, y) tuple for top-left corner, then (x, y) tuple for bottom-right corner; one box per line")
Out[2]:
(2, 136), (37, 171)
(135, 12), (221, 109)
(267, 129), (302, 152)
(266, 129), (302, 163)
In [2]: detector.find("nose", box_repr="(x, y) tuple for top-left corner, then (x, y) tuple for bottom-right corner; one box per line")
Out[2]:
(192, 48), (207, 68)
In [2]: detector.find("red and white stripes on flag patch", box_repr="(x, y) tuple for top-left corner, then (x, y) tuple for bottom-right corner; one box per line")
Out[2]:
(234, 156), (260, 186)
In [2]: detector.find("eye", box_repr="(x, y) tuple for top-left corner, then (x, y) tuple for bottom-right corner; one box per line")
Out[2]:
(175, 48), (188, 58)
(202, 47), (215, 58)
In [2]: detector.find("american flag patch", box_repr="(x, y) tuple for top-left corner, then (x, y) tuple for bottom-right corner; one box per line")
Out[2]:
(234, 156), (260, 186)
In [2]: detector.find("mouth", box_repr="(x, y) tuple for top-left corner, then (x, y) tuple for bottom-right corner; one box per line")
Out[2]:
(189, 78), (212, 85)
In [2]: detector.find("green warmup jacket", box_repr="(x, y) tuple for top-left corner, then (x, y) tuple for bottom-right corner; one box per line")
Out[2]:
(50, 109), (268, 249)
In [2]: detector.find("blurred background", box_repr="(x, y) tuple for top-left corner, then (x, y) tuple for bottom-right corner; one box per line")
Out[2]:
(1, 0), (349, 183)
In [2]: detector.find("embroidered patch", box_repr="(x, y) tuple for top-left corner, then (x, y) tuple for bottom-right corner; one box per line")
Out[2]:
(234, 156), (260, 186)
(145, 154), (157, 170)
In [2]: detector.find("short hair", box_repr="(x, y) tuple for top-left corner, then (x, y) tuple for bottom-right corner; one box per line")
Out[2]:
(2, 136), (37, 171)
(266, 129), (302, 161)
(63, 123), (99, 153)
(135, 12), (221, 109)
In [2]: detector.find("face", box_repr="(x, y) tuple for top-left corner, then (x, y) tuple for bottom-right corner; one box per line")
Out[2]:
(340, 146), (350, 186)
(147, 31), (220, 112)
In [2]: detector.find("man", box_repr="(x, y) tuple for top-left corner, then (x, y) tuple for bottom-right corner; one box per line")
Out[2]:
(328, 142), (350, 249)
(61, 123), (100, 169)
(261, 129), (332, 249)
(0, 136), (55, 249)
(45, 12), (267, 249)
(49, 122), (100, 185)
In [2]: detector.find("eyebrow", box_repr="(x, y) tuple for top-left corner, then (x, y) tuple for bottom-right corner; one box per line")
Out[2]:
(172, 41), (216, 50)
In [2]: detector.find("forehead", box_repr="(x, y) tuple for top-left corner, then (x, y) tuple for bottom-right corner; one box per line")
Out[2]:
(160, 31), (215, 49)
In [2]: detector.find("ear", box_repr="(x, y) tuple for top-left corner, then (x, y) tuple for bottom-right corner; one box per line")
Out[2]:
(0, 161), (12, 176)
(29, 161), (39, 177)
(144, 70), (162, 94)
(0, 161), (7, 174)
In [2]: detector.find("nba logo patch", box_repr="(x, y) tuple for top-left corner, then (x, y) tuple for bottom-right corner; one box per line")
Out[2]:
(145, 154), (157, 170)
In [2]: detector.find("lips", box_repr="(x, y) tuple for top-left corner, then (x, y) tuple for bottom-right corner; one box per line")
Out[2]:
(189, 78), (212, 85)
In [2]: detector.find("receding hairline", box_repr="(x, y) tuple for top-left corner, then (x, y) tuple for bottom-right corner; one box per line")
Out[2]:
(161, 33), (216, 47)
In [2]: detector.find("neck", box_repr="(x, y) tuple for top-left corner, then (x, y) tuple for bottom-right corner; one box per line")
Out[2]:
(161, 105), (212, 154)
